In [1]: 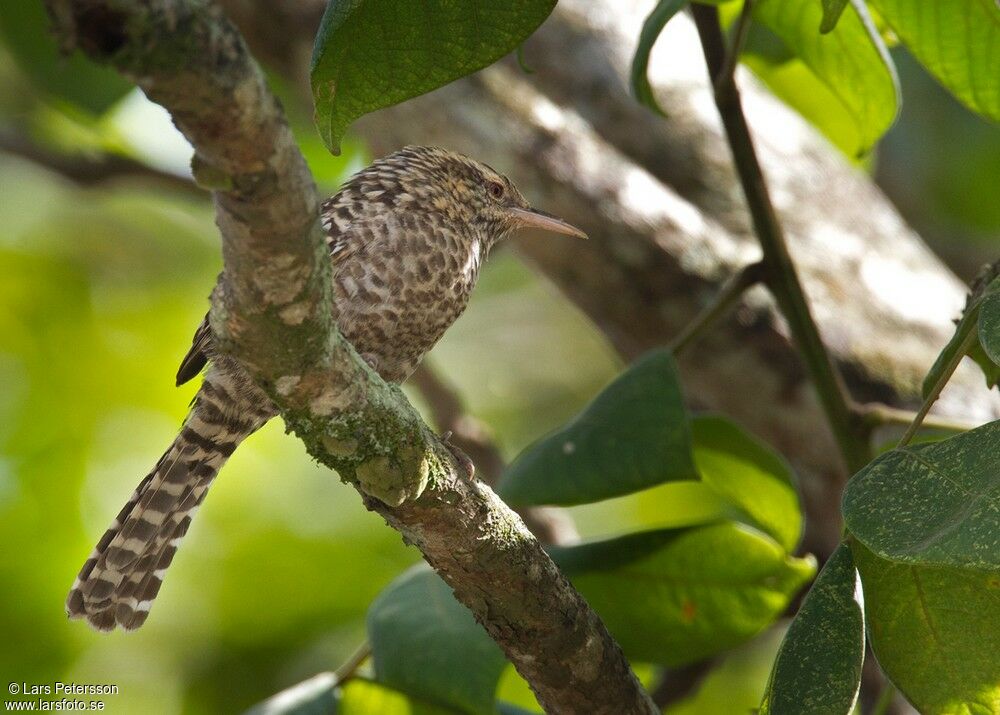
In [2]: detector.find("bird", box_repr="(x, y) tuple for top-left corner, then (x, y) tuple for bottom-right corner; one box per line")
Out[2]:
(66, 145), (587, 631)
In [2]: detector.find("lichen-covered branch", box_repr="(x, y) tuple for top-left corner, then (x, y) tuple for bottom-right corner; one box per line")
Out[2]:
(411, 365), (578, 545)
(44, 1), (654, 712)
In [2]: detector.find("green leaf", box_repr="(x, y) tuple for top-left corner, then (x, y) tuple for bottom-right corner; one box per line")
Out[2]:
(870, 0), (1000, 122)
(245, 675), (460, 715)
(922, 271), (1000, 397)
(843, 419), (1000, 571)
(750, 0), (899, 155)
(977, 292), (1000, 383)
(310, 0), (557, 153)
(498, 350), (697, 506)
(367, 567), (506, 715)
(692, 415), (803, 552)
(760, 543), (864, 715)
(630, 0), (689, 116)
(852, 541), (1000, 714)
(337, 680), (462, 715)
(0, 2), (131, 115)
(552, 522), (816, 666)
(819, 0), (850, 33)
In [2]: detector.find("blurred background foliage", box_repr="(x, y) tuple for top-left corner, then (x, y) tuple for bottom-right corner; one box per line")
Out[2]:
(0, 3), (997, 713)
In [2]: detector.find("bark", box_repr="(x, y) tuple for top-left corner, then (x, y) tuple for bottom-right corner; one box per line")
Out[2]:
(43, 1), (655, 712)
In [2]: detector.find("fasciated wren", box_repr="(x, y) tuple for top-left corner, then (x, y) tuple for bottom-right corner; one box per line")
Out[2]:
(67, 145), (586, 631)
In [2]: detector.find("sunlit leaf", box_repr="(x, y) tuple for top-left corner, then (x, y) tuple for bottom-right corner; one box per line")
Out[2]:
(552, 523), (816, 666)
(0, 2), (131, 115)
(499, 350), (696, 506)
(843, 419), (1000, 570)
(760, 544), (864, 715)
(749, 0), (899, 155)
(692, 415), (802, 552)
(367, 567), (506, 715)
(630, 0), (689, 116)
(870, 0), (1000, 121)
(852, 541), (1000, 714)
(310, 0), (557, 153)
(246, 674), (461, 715)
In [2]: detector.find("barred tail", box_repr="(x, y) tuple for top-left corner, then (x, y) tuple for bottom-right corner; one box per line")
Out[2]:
(67, 373), (272, 631)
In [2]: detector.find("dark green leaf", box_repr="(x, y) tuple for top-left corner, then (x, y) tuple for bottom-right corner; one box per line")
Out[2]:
(819, 0), (850, 33)
(310, 0), (557, 153)
(692, 415), (802, 552)
(843, 419), (1000, 570)
(630, 0), (689, 116)
(852, 541), (1000, 713)
(498, 350), (696, 506)
(977, 292), (1000, 382)
(552, 523), (816, 666)
(968, 340), (1000, 391)
(0, 3), (131, 115)
(922, 299), (984, 399)
(870, 0), (1000, 121)
(367, 567), (506, 715)
(760, 544), (864, 715)
(922, 273), (1000, 397)
(750, 0), (899, 155)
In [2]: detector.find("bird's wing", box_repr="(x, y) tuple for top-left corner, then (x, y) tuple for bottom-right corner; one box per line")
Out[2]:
(175, 315), (211, 386)
(174, 192), (370, 389)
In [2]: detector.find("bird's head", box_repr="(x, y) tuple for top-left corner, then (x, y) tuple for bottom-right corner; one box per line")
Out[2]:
(349, 146), (586, 248)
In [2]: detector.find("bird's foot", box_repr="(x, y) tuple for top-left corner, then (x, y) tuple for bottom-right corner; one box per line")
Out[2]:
(361, 352), (380, 373)
(439, 430), (475, 480)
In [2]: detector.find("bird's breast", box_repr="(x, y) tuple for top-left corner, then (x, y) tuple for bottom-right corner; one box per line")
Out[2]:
(331, 238), (484, 382)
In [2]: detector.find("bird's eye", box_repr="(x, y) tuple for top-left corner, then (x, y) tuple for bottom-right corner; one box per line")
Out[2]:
(487, 181), (504, 200)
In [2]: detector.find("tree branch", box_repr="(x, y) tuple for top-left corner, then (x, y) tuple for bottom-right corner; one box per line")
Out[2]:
(44, 1), (654, 712)
(0, 125), (201, 196)
(669, 260), (765, 357)
(410, 365), (579, 546)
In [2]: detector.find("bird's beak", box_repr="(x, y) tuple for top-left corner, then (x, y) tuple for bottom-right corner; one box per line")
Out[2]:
(507, 206), (588, 239)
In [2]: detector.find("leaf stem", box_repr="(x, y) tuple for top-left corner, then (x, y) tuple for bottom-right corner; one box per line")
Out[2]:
(714, 0), (754, 95)
(333, 640), (372, 685)
(897, 329), (979, 447)
(669, 260), (765, 357)
(691, 4), (872, 474)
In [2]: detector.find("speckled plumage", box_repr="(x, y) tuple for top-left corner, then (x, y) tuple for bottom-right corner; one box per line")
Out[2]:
(67, 146), (582, 631)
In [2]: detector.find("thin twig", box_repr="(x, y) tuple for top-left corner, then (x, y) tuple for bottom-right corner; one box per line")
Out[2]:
(669, 260), (765, 357)
(898, 329), (979, 447)
(0, 126), (202, 197)
(853, 402), (978, 436)
(333, 641), (372, 685)
(691, 4), (871, 474)
(714, 0), (754, 96)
